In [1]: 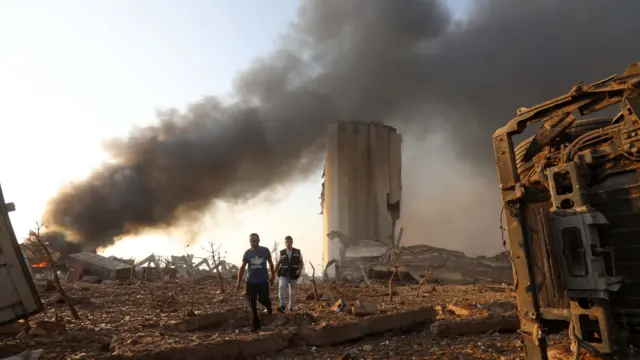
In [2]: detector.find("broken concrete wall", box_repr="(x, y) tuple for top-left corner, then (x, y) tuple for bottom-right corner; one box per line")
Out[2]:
(67, 252), (132, 281)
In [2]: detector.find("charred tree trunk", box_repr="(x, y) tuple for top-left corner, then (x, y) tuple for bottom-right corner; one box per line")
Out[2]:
(309, 263), (319, 301)
(31, 229), (80, 321)
(388, 266), (398, 302)
(416, 274), (429, 298)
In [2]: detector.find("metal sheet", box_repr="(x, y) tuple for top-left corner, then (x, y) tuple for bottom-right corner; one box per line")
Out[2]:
(0, 183), (43, 325)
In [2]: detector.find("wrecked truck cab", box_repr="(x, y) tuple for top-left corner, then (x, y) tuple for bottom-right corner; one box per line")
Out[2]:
(494, 62), (640, 359)
(0, 183), (44, 325)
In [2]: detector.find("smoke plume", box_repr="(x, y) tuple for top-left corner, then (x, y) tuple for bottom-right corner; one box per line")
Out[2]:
(44, 0), (640, 251)
(40, 231), (92, 259)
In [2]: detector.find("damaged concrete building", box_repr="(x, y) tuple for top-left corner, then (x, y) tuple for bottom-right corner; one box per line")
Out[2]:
(66, 252), (132, 282)
(319, 121), (512, 284)
(320, 121), (402, 279)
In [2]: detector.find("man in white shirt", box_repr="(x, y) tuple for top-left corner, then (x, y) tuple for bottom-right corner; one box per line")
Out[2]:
(271, 236), (304, 313)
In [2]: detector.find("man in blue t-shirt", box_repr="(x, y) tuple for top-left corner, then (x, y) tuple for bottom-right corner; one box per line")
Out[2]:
(236, 232), (275, 331)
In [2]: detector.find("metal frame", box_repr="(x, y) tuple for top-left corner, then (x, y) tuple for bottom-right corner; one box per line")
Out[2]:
(493, 62), (640, 359)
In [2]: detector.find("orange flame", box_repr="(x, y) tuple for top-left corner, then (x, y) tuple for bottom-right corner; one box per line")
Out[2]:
(31, 262), (49, 268)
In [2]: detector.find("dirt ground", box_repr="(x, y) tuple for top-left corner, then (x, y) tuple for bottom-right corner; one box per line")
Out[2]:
(0, 278), (577, 360)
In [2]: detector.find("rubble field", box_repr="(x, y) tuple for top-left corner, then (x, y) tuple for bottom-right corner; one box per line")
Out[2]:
(0, 279), (579, 360)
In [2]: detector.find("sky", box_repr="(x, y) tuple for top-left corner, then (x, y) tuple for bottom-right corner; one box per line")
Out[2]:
(0, 0), (471, 270)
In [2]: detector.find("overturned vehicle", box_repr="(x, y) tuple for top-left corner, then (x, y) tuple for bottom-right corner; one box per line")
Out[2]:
(494, 62), (640, 359)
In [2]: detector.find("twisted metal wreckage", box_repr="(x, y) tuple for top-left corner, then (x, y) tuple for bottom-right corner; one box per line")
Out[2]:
(494, 62), (640, 359)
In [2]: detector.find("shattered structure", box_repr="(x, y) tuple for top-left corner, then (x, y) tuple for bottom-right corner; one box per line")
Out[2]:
(320, 121), (402, 278)
(494, 62), (640, 359)
(337, 244), (513, 285)
(67, 252), (132, 281)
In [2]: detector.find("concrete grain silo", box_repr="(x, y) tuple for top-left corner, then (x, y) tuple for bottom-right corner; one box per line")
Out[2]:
(320, 121), (402, 278)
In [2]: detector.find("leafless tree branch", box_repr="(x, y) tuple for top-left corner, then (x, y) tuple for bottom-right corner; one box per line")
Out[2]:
(25, 222), (80, 320)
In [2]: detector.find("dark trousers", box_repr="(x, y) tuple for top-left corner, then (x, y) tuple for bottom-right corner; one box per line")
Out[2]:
(246, 282), (272, 328)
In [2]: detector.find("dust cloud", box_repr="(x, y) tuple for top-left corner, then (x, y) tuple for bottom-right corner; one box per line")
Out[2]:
(43, 0), (640, 254)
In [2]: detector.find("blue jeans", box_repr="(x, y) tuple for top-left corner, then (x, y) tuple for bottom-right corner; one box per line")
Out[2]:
(278, 276), (297, 311)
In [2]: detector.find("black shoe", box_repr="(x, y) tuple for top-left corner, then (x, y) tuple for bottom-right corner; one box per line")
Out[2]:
(252, 320), (261, 332)
(277, 306), (286, 313)
(266, 306), (273, 315)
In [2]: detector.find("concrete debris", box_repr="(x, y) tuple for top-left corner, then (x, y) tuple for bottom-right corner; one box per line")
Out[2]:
(429, 314), (520, 338)
(79, 276), (102, 284)
(0, 349), (43, 360)
(175, 307), (247, 332)
(351, 299), (378, 317)
(28, 321), (66, 337)
(108, 333), (292, 360)
(445, 303), (472, 317)
(0, 276), (535, 359)
(338, 244), (512, 285)
(301, 307), (436, 347)
(67, 253), (132, 281)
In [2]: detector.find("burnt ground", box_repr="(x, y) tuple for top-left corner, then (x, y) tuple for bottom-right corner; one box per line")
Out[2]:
(0, 279), (579, 360)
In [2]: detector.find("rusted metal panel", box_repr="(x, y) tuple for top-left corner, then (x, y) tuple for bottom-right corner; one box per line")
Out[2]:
(523, 201), (569, 309)
(493, 131), (549, 360)
(494, 62), (640, 359)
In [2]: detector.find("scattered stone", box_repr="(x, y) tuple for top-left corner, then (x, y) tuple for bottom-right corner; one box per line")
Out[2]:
(80, 276), (102, 284)
(175, 307), (248, 331)
(30, 320), (66, 336)
(301, 307), (437, 347)
(107, 333), (291, 360)
(445, 303), (472, 317)
(430, 314), (520, 338)
(184, 309), (197, 318)
(351, 299), (378, 317)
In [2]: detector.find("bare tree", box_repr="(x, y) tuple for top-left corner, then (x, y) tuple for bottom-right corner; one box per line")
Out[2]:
(23, 222), (80, 320)
(309, 263), (319, 301)
(416, 269), (435, 298)
(388, 248), (401, 302)
(203, 241), (226, 293)
(271, 240), (279, 262)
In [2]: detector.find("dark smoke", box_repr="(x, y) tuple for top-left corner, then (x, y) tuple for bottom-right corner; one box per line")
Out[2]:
(40, 231), (95, 259)
(44, 0), (640, 251)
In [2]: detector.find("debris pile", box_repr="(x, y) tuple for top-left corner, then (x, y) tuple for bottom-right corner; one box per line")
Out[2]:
(338, 244), (513, 285)
(0, 278), (540, 359)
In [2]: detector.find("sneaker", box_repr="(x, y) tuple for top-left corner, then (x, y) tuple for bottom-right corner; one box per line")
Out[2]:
(277, 306), (286, 313)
